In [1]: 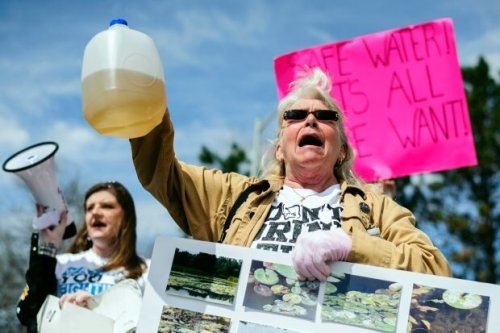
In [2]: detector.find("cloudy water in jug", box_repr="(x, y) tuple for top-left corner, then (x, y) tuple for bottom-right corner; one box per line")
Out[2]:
(82, 69), (166, 138)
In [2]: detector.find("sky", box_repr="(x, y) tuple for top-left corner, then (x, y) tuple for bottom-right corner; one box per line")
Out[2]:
(1, 0), (499, 257)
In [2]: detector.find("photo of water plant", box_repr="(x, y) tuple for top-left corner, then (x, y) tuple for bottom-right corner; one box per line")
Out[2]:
(166, 248), (242, 305)
(243, 260), (319, 321)
(321, 272), (401, 332)
(237, 321), (303, 333)
(408, 284), (490, 332)
(157, 305), (231, 333)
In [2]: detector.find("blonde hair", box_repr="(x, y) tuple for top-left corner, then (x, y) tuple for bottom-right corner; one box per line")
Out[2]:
(260, 67), (364, 186)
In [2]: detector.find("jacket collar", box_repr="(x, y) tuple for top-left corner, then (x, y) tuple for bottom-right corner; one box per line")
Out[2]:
(263, 176), (368, 200)
(340, 181), (368, 201)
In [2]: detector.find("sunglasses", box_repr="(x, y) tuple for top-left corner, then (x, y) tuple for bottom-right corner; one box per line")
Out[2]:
(283, 109), (339, 122)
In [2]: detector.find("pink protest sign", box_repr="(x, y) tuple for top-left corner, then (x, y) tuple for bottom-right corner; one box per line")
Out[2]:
(274, 18), (477, 182)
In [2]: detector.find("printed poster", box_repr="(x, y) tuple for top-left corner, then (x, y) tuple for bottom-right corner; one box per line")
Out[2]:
(137, 236), (500, 333)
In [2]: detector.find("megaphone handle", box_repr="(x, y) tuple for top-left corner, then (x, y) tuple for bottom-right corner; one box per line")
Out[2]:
(63, 222), (77, 239)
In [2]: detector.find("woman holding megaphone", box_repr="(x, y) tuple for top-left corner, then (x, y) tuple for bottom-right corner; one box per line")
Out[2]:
(16, 181), (149, 332)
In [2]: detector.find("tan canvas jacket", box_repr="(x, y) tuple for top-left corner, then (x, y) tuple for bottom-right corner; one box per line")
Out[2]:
(130, 110), (452, 277)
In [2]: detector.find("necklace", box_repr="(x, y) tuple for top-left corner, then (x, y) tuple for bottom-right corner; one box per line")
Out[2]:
(289, 187), (318, 203)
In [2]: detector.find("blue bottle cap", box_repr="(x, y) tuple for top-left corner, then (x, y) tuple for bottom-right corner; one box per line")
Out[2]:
(109, 18), (128, 27)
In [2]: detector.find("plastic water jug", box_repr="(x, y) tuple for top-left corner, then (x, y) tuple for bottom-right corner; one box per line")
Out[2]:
(81, 18), (166, 138)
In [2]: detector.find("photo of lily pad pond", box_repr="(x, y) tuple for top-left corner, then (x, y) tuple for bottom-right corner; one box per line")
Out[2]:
(157, 305), (231, 333)
(408, 284), (490, 333)
(237, 321), (302, 333)
(166, 248), (242, 305)
(243, 260), (319, 321)
(321, 272), (402, 332)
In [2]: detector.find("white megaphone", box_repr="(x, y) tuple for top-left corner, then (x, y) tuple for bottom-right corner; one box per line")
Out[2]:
(2, 141), (76, 239)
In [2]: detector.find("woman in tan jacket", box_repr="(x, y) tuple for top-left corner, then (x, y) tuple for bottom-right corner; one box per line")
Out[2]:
(130, 67), (451, 281)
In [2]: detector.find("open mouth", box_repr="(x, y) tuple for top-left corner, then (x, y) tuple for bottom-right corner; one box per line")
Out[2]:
(299, 134), (323, 147)
(91, 221), (106, 228)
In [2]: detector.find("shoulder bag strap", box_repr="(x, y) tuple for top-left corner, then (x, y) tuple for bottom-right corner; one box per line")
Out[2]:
(218, 181), (269, 243)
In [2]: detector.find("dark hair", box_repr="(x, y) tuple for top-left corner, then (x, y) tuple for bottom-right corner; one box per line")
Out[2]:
(67, 181), (146, 279)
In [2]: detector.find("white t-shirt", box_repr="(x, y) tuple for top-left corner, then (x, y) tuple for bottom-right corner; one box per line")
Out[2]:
(251, 184), (343, 253)
(55, 249), (148, 297)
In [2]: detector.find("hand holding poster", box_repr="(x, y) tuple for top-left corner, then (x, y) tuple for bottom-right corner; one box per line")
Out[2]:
(274, 18), (477, 181)
(36, 279), (142, 333)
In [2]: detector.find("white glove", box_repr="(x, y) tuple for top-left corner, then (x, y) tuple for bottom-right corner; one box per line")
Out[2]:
(32, 209), (60, 230)
(292, 228), (352, 281)
(34, 208), (68, 249)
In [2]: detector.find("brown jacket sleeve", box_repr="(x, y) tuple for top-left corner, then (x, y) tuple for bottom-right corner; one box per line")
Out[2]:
(342, 188), (452, 277)
(130, 110), (251, 241)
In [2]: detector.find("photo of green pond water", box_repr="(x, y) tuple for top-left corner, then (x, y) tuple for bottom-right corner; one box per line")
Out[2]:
(166, 248), (242, 306)
(321, 272), (401, 332)
(243, 260), (319, 321)
(408, 284), (490, 332)
(157, 305), (231, 333)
